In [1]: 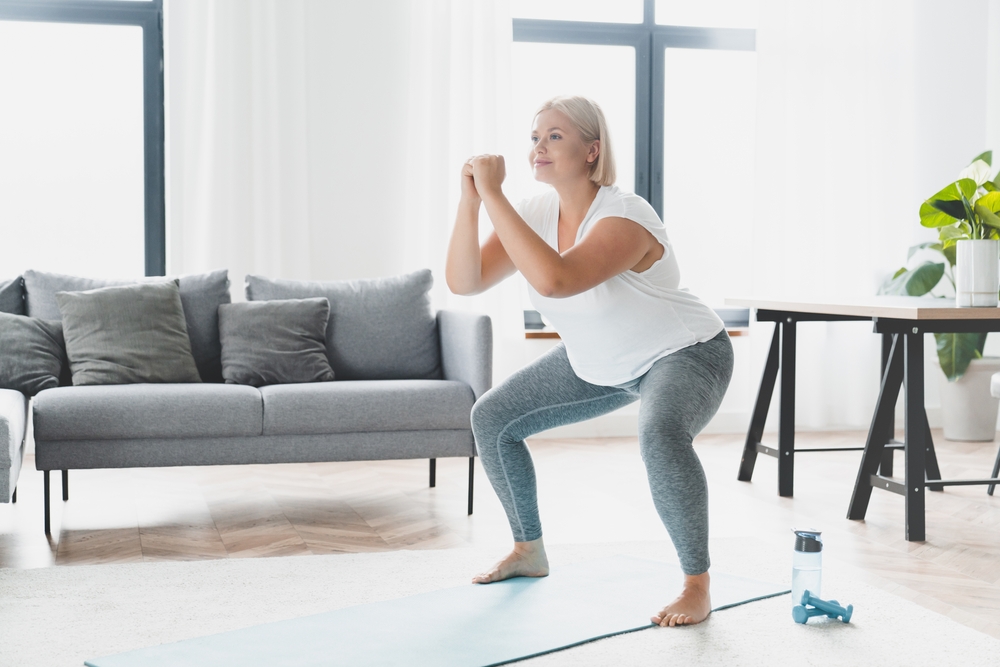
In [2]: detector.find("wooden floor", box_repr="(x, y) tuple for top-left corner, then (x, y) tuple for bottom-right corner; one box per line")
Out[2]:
(2, 430), (999, 639)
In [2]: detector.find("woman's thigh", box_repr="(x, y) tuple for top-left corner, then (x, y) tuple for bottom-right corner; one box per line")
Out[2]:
(472, 344), (636, 445)
(637, 332), (735, 441)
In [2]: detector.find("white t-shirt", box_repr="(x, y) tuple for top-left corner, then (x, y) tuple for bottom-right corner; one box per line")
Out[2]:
(516, 185), (724, 386)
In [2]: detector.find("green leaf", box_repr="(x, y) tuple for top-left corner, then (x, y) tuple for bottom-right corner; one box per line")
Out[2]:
(976, 203), (1000, 230)
(977, 190), (1000, 213)
(938, 225), (967, 242)
(907, 241), (939, 260)
(942, 243), (957, 266)
(972, 150), (993, 167)
(984, 182), (997, 192)
(920, 179), (978, 226)
(936, 331), (989, 381)
(930, 199), (967, 219)
(878, 262), (945, 296)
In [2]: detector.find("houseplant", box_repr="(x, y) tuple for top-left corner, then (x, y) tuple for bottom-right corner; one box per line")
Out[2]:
(880, 151), (1000, 440)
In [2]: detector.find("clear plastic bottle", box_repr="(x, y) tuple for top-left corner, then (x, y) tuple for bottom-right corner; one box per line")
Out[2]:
(791, 529), (822, 607)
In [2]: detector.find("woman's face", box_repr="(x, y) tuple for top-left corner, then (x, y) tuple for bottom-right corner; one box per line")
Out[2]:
(528, 109), (598, 186)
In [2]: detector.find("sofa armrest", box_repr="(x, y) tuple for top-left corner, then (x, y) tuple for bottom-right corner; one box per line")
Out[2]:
(0, 389), (28, 502)
(437, 310), (492, 401)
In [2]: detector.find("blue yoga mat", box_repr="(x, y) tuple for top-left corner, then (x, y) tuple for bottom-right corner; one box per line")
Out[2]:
(86, 555), (786, 667)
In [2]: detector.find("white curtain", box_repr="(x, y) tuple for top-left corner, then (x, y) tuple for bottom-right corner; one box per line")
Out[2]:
(403, 0), (526, 380)
(752, 0), (992, 429)
(165, 0), (311, 287)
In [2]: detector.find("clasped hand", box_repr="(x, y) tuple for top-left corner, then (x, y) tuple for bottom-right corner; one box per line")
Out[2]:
(461, 154), (506, 201)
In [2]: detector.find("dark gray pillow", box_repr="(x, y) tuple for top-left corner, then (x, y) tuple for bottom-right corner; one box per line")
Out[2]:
(245, 269), (441, 381)
(55, 280), (202, 386)
(23, 269), (230, 383)
(0, 313), (66, 396)
(0, 277), (24, 315)
(219, 298), (336, 387)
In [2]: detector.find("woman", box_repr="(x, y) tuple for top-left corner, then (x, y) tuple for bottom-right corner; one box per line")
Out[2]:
(445, 96), (733, 627)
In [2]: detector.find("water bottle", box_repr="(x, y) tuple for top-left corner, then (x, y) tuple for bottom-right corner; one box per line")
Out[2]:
(791, 529), (822, 606)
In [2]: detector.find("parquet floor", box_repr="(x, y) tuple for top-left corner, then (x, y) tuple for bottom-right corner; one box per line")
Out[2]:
(2, 430), (999, 639)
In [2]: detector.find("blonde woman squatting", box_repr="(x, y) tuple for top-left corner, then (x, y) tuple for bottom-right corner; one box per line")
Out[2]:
(445, 96), (733, 627)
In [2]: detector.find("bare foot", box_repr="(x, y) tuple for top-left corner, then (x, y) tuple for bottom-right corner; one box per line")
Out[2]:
(472, 537), (550, 584)
(651, 572), (711, 627)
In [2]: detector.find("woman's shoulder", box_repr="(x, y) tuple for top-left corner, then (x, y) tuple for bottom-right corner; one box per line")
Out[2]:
(594, 186), (662, 226)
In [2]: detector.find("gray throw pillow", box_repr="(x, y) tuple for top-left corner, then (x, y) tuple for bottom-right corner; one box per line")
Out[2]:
(56, 280), (203, 386)
(0, 313), (66, 396)
(23, 269), (231, 383)
(0, 277), (24, 315)
(245, 269), (441, 381)
(219, 298), (336, 387)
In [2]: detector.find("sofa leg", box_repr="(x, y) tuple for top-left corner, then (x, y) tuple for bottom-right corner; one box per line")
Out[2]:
(468, 457), (475, 515)
(429, 459), (436, 488)
(11, 487), (15, 504)
(43, 471), (50, 536)
(62, 470), (69, 501)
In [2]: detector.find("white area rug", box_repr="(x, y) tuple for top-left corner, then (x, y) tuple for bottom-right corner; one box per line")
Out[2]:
(1, 540), (998, 667)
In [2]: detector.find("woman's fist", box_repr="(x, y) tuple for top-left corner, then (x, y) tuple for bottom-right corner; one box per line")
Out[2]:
(469, 154), (506, 196)
(460, 159), (480, 202)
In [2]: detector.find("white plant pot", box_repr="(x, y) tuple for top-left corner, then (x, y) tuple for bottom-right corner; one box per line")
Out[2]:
(955, 239), (999, 307)
(939, 356), (1000, 441)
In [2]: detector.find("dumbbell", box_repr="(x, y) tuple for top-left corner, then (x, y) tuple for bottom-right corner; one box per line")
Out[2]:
(791, 590), (853, 624)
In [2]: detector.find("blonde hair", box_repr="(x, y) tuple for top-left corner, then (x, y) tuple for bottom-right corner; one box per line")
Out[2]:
(535, 96), (616, 186)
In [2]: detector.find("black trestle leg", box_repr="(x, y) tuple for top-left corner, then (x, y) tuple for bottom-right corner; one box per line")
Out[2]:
(848, 333), (903, 521)
(44, 471), (50, 536)
(467, 457), (475, 515)
(903, 331), (927, 542)
(429, 459), (436, 488)
(62, 470), (69, 501)
(738, 323), (780, 483)
(989, 444), (1000, 496)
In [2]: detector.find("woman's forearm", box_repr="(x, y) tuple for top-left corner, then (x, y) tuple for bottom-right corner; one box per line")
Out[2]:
(479, 188), (565, 297)
(445, 197), (485, 295)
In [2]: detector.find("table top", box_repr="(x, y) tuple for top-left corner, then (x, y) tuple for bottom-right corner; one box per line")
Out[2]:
(724, 296), (1000, 320)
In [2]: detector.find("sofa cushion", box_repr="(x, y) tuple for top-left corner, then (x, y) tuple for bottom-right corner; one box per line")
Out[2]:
(0, 313), (66, 396)
(56, 281), (203, 386)
(0, 277), (24, 315)
(245, 269), (441, 381)
(219, 298), (336, 387)
(23, 269), (231, 383)
(259, 380), (474, 436)
(33, 384), (263, 441)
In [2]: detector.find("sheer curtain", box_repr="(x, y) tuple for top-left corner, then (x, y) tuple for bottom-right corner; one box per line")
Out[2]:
(403, 0), (526, 381)
(165, 0), (311, 285)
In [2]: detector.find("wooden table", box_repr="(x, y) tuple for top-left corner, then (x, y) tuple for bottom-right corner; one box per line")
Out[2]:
(726, 296), (1000, 541)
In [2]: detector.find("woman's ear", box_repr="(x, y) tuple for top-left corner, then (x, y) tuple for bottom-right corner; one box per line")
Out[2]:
(587, 140), (600, 165)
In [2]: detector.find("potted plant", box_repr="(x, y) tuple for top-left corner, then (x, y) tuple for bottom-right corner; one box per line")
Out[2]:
(880, 151), (1000, 440)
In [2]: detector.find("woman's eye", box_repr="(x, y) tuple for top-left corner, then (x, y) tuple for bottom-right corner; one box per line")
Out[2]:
(550, 134), (561, 140)
(530, 136), (538, 143)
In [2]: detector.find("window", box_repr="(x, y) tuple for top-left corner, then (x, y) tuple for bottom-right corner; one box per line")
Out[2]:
(0, 0), (165, 278)
(511, 0), (757, 304)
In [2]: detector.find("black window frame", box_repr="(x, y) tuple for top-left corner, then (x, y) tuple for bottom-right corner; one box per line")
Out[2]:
(513, 0), (755, 218)
(0, 0), (165, 276)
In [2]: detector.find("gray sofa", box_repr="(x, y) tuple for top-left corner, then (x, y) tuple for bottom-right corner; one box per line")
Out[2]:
(0, 270), (491, 535)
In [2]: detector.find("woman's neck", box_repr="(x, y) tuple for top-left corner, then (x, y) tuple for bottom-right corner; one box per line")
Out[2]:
(554, 179), (601, 225)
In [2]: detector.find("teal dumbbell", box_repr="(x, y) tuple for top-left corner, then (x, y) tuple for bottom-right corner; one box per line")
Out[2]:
(791, 590), (853, 624)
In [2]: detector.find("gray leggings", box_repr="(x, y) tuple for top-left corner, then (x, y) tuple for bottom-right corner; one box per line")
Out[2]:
(470, 330), (734, 575)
